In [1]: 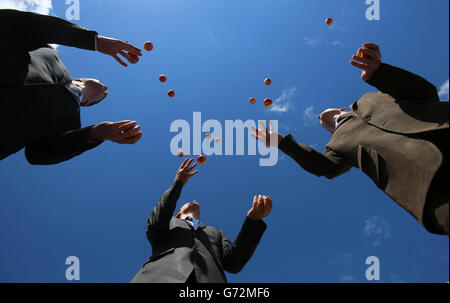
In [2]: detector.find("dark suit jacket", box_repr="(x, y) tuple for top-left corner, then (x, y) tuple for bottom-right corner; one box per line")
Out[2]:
(279, 63), (449, 234)
(131, 180), (267, 283)
(0, 9), (102, 165)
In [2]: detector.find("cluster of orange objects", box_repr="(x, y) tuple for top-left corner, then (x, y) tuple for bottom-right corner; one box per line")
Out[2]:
(177, 151), (207, 165)
(249, 78), (273, 108)
(129, 41), (175, 98)
(176, 17), (337, 163)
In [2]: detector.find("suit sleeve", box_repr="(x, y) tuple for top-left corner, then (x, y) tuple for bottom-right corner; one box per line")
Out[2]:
(221, 217), (267, 274)
(24, 126), (103, 165)
(146, 179), (184, 244)
(366, 63), (440, 103)
(0, 9), (97, 51)
(279, 134), (351, 179)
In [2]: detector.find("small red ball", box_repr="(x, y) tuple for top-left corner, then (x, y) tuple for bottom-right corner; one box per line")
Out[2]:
(325, 18), (333, 26)
(159, 74), (167, 82)
(168, 90), (175, 98)
(127, 52), (139, 64)
(197, 155), (207, 164)
(144, 41), (153, 51)
(263, 98), (273, 107)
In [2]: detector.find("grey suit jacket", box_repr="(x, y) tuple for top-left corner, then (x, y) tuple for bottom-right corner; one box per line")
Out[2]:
(131, 180), (267, 283)
(279, 63), (448, 234)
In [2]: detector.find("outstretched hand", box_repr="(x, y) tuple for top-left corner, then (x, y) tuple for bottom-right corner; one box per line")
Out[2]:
(96, 35), (142, 67)
(89, 120), (143, 144)
(350, 42), (382, 82)
(251, 121), (284, 148)
(247, 195), (273, 221)
(174, 158), (199, 185)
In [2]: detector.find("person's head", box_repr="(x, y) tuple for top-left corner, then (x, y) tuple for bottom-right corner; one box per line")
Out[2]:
(175, 201), (200, 220)
(74, 78), (108, 107)
(318, 108), (347, 133)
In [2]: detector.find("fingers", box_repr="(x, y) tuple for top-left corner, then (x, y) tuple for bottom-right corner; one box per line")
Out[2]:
(350, 60), (367, 70)
(250, 133), (265, 143)
(259, 121), (269, 134)
(113, 54), (128, 67)
(264, 196), (273, 216)
(360, 47), (380, 60)
(253, 195), (258, 208)
(188, 170), (199, 177)
(114, 125), (141, 141)
(188, 162), (198, 171)
(115, 120), (134, 127)
(111, 121), (137, 138)
(351, 54), (371, 65)
(121, 41), (142, 56)
(117, 132), (143, 144)
(269, 121), (274, 133)
(363, 42), (380, 53)
(119, 50), (128, 59)
(179, 158), (189, 170)
(183, 158), (194, 170)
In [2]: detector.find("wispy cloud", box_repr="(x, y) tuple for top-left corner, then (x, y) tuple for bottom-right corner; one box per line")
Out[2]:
(302, 105), (319, 126)
(269, 87), (296, 113)
(438, 79), (449, 100)
(0, 0), (53, 15)
(204, 24), (222, 51)
(363, 216), (392, 246)
(330, 40), (344, 47)
(303, 37), (320, 48)
(303, 37), (344, 48)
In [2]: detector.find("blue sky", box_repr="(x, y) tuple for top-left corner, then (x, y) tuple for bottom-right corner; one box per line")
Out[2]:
(0, 0), (448, 283)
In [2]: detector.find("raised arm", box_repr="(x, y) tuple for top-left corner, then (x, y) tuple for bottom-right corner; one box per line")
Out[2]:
(25, 120), (142, 165)
(251, 121), (351, 179)
(221, 195), (271, 274)
(24, 126), (102, 165)
(0, 9), (142, 66)
(351, 42), (439, 103)
(146, 159), (199, 243)
(279, 135), (351, 179)
(0, 9), (97, 51)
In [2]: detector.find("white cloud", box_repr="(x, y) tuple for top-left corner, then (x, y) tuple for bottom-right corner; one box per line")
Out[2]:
(269, 87), (296, 113)
(363, 216), (392, 246)
(303, 37), (320, 48)
(331, 40), (344, 47)
(438, 79), (449, 100)
(302, 105), (318, 126)
(0, 0), (53, 15)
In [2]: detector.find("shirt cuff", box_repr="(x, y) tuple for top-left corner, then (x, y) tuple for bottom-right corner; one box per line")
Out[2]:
(94, 33), (98, 51)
